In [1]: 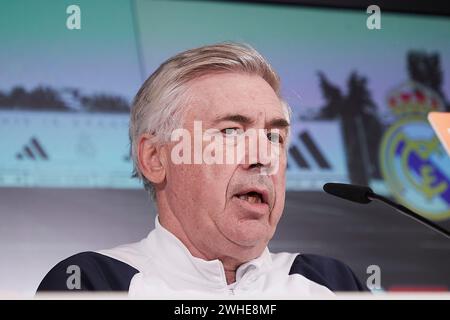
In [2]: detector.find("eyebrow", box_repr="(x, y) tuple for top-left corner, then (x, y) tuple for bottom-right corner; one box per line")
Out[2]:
(268, 118), (290, 129)
(213, 114), (253, 125)
(213, 113), (290, 129)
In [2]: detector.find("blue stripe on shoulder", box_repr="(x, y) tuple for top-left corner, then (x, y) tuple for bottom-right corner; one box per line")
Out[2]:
(37, 252), (139, 292)
(289, 254), (367, 292)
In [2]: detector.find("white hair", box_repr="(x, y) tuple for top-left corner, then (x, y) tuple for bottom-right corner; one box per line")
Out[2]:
(129, 42), (291, 198)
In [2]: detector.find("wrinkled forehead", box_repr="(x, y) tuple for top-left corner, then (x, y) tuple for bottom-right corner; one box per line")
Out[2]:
(184, 73), (286, 124)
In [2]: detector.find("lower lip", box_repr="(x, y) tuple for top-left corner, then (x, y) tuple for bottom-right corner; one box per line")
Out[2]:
(232, 196), (269, 216)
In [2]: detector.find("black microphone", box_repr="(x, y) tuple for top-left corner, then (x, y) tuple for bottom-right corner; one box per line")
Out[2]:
(323, 182), (450, 239)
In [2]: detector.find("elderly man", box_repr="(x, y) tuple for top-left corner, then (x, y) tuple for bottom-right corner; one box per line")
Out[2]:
(37, 43), (365, 296)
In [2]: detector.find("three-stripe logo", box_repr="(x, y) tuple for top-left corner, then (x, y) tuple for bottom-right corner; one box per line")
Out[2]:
(288, 131), (331, 169)
(15, 136), (49, 160)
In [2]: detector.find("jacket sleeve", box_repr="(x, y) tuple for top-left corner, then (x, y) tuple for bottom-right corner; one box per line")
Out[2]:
(289, 254), (368, 292)
(36, 252), (139, 293)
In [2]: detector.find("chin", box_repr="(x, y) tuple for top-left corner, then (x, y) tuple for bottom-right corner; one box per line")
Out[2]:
(226, 219), (271, 248)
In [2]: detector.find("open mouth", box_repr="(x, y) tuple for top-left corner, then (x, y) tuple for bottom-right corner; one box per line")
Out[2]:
(233, 188), (269, 208)
(236, 191), (264, 204)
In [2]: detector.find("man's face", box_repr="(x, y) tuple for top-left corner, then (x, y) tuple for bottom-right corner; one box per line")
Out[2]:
(162, 72), (288, 261)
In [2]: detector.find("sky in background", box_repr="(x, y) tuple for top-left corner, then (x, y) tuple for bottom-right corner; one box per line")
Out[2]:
(0, 0), (142, 101)
(1, 0), (449, 112)
(136, 0), (450, 118)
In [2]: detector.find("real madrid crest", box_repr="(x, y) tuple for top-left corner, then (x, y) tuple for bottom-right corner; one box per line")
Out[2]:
(380, 81), (450, 221)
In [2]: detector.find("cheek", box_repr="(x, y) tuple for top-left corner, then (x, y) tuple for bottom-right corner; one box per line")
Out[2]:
(271, 159), (287, 222)
(167, 162), (233, 209)
(164, 163), (198, 213)
(206, 164), (236, 204)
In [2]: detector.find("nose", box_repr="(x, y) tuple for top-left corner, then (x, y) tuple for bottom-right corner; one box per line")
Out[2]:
(241, 129), (279, 174)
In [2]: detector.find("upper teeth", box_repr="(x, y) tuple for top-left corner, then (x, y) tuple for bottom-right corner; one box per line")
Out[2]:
(238, 194), (262, 204)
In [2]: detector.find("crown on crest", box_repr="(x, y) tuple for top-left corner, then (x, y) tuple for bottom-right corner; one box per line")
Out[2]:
(387, 81), (444, 116)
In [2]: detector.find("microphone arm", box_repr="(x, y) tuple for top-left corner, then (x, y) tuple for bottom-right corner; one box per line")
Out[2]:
(323, 183), (450, 239)
(366, 192), (450, 239)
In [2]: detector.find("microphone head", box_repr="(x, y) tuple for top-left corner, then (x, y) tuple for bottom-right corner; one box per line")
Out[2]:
(323, 183), (373, 204)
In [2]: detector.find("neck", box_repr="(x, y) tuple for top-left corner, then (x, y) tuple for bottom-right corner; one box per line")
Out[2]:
(225, 270), (236, 285)
(221, 257), (242, 285)
(159, 213), (240, 284)
(156, 192), (261, 285)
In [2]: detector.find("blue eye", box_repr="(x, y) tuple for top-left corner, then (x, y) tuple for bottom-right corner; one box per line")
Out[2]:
(267, 132), (284, 144)
(222, 128), (243, 136)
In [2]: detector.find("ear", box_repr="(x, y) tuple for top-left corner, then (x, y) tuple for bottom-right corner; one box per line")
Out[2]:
(137, 133), (166, 185)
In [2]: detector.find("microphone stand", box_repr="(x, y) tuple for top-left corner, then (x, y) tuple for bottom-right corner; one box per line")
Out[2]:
(367, 192), (450, 239)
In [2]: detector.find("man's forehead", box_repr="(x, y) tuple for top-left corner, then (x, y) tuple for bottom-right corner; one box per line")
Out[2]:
(186, 73), (285, 122)
(188, 102), (287, 126)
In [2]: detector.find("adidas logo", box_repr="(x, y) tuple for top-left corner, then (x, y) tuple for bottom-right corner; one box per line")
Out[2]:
(15, 137), (49, 160)
(288, 131), (331, 169)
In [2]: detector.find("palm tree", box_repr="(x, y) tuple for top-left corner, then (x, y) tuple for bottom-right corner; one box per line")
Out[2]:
(316, 71), (383, 185)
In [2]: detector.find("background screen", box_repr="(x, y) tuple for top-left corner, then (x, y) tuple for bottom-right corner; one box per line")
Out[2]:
(1, 0), (449, 295)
